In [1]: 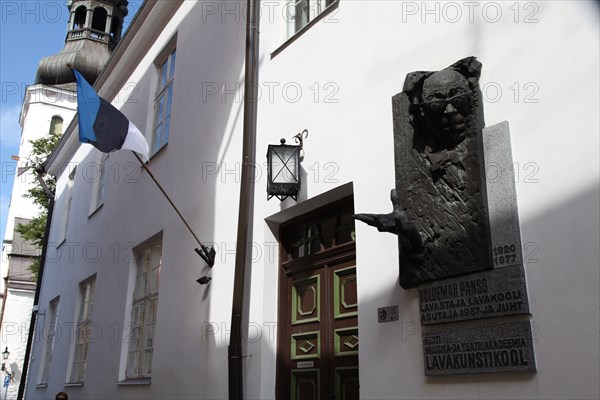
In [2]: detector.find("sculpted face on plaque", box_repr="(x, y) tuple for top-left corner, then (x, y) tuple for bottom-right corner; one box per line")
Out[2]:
(419, 69), (472, 149)
(354, 57), (491, 288)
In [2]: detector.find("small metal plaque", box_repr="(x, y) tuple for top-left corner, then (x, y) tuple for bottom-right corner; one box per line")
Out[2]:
(297, 361), (314, 369)
(378, 305), (399, 323)
(419, 265), (530, 325)
(423, 320), (536, 375)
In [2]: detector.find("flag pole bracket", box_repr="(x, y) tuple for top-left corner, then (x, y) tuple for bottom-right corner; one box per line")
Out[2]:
(195, 244), (216, 267)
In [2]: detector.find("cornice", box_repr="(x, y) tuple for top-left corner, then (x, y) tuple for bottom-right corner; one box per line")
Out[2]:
(19, 84), (78, 126)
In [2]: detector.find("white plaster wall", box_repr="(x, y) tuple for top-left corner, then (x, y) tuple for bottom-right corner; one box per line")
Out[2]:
(26, 1), (248, 399)
(0, 289), (34, 400)
(248, 1), (599, 399)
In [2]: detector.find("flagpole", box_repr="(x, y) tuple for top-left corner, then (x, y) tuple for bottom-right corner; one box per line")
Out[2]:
(68, 65), (206, 249)
(131, 151), (205, 248)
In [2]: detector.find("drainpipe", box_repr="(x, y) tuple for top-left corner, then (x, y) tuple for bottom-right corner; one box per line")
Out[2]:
(17, 171), (55, 400)
(229, 0), (260, 398)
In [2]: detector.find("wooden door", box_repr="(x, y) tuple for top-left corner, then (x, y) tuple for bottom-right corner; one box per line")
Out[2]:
(277, 198), (359, 400)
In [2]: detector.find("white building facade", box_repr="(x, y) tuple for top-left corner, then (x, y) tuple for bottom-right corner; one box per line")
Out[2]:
(26, 1), (598, 399)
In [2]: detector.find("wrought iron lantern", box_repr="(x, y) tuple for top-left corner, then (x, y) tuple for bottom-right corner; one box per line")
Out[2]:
(267, 130), (307, 201)
(1, 348), (8, 361)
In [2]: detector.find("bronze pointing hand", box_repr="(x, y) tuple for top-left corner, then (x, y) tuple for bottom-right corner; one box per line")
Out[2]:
(353, 189), (424, 257)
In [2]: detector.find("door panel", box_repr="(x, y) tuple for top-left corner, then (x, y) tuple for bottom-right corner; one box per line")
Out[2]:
(292, 274), (321, 325)
(335, 367), (359, 400)
(333, 266), (358, 319)
(291, 369), (320, 400)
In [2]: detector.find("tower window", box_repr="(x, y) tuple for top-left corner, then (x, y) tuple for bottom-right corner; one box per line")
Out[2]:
(73, 6), (86, 29)
(49, 116), (63, 136)
(110, 16), (121, 39)
(91, 7), (108, 32)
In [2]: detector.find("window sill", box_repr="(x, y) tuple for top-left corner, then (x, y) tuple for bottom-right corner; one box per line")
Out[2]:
(64, 382), (84, 387)
(148, 142), (168, 163)
(118, 377), (151, 386)
(271, 0), (340, 59)
(35, 384), (48, 389)
(88, 203), (103, 218)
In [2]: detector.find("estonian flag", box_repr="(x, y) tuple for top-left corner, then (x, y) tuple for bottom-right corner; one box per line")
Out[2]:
(72, 69), (149, 159)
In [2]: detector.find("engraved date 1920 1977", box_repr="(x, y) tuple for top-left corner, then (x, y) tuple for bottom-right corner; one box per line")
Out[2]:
(493, 244), (517, 266)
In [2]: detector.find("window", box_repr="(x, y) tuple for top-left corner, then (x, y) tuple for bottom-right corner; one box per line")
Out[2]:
(91, 153), (108, 213)
(70, 277), (96, 383)
(110, 16), (121, 39)
(49, 116), (63, 136)
(57, 168), (76, 244)
(38, 298), (59, 385)
(73, 6), (87, 30)
(151, 49), (176, 154)
(286, 0), (337, 39)
(126, 239), (161, 378)
(91, 7), (107, 32)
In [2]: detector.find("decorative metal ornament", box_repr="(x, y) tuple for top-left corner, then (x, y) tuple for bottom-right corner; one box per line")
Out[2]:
(267, 138), (302, 201)
(293, 129), (308, 150)
(196, 276), (212, 285)
(195, 244), (216, 267)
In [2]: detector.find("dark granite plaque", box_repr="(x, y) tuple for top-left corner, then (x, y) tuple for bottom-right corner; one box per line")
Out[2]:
(419, 265), (530, 325)
(353, 58), (495, 288)
(393, 57), (492, 288)
(423, 320), (536, 375)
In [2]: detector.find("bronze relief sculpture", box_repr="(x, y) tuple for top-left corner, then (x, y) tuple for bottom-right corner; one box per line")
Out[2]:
(355, 57), (492, 288)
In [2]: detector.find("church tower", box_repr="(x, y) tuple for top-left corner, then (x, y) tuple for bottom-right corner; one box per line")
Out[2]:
(35, 0), (129, 86)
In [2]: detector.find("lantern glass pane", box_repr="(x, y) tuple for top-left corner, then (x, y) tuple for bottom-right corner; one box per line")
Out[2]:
(271, 147), (299, 184)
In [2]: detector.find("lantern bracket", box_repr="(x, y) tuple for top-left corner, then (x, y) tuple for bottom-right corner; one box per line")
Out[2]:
(293, 129), (308, 149)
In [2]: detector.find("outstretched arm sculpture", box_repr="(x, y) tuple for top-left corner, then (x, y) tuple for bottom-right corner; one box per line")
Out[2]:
(353, 189), (424, 258)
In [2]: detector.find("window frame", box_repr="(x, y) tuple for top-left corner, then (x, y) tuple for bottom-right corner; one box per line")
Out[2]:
(72, 5), (87, 30)
(150, 44), (176, 155)
(49, 116), (63, 136)
(37, 297), (60, 386)
(90, 153), (108, 215)
(272, 0), (339, 58)
(286, 0), (337, 40)
(91, 6), (108, 32)
(69, 276), (96, 384)
(57, 167), (76, 245)
(125, 237), (162, 379)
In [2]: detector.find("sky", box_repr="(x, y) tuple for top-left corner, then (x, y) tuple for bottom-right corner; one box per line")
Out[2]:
(0, 0), (144, 241)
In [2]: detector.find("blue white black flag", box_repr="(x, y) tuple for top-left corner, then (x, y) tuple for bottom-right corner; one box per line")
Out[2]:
(72, 69), (149, 159)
